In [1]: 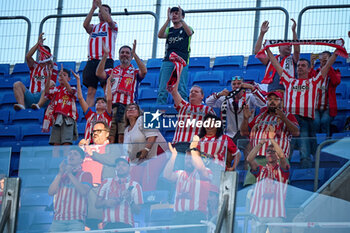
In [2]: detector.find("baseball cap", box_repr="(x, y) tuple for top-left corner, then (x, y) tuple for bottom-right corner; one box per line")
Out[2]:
(267, 91), (283, 100)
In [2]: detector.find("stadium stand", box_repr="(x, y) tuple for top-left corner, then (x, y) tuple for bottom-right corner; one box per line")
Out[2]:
(0, 63), (10, 78)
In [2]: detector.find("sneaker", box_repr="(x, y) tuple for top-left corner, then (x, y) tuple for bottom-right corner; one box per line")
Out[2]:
(13, 104), (25, 111)
(31, 103), (40, 110)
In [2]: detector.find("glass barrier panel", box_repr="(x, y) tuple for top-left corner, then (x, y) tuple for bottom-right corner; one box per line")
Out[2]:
(16, 141), (226, 232)
(0, 147), (11, 211)
(234, 136), (350, 233)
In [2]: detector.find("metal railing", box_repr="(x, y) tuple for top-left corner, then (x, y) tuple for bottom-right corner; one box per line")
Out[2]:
(38, 11), (159, 60)
(0, 16), (31, 63)
(297, 4), (350, 38)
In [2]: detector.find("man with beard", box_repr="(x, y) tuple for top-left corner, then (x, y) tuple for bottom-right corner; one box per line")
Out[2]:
(96, 41), (147, 143)
(265, 47), (339, 168)
(164, 138), (212, 233)
(240, 91), (299, 186)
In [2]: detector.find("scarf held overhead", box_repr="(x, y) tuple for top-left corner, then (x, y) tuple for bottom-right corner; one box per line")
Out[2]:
(256, 39), (348, 59)
(257, 39), (348, 84)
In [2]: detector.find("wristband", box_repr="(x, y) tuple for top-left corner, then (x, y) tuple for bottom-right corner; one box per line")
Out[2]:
(144, 147), (150, 152)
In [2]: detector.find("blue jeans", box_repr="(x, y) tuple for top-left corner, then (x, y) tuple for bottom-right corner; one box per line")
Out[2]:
(296, 115), (317, 168)
(314, 109), (333, 137)
(157, 61), (188, 104)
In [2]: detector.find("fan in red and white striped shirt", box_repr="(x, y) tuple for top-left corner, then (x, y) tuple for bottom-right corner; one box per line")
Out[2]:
(48, 147), (92, 231)
(247, 128), (289, 220)
(96, 157), (143, 229)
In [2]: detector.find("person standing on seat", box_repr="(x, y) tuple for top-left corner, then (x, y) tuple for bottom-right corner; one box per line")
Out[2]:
(83, 0), (118, 107)
(157, 6), (194, 104)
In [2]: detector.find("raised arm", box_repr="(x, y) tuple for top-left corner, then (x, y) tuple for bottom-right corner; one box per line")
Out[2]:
(158, 7), (171, 38)
(320, 50), (338, 79)
(163, 143), (178, 182)
(44, 64), (54, 95)
(178, 6), (193, 37)
(254, 21), (269, 65)
(26, 33), (45, 68)
(275, 109), (300, 137)
(96, 42), (109, 79)
(240, 104), (254, 136)
(190, 135), (210, 178)
(105, 73), (112, 115)
(247, 140), (266, 171)
(168, 68), (183, 107)
(48, 162), (65, 196)
(268, 126), (288, 170)
(95, 0), (116, 30)
(72, 70), (89, 113)
(266, 48), (284, 76)
(291, 19), (300, 64)
(83, 0), (98, 34)
(132, 40), (147, 78)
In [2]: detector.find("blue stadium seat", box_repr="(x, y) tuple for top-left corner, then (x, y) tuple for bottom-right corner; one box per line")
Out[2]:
(20, 191), (53, 207)
(11, 63), (30, 81)
(146, 58), (162, 71)
(138, 88), (158, 105)
(12, 63), (30, 74)
(19, 157), (47, 175)
(299, 53), (311, 61)
(243, 69), (261, 83)
(246, 55), (265, 68)
(21, 124), (50, 141)
(21, 174), (55, 188)
(213, 55), (244, 70)
(0, 77), (29, 90)
(290, 168), (326, 191)
(78, 61), (87, 72)
(336, 83), (347, 99)
(56, 61), (76, 73)
(9, 109), (44, 125)
(332, 132), (350, 139)
(140, 73), (156, 88)
(0, 63), (10, 78)
(0, 109), (9, 124)
(188, 57), (210, 71)
(0, 92), (17, 110)
(223, 69), (244, 86)
(338, 67), (350, 83)
(192, 70), (224, 86)
(0, 125), (21, 142)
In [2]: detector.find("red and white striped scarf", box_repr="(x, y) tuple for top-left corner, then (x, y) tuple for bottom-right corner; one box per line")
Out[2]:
(38, 44), (53, 64)
(167, 52), (187, 91)
(256, 39), (348, 58)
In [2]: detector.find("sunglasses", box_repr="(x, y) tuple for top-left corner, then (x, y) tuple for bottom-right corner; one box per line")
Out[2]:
(266, 149), (276, 154)
(232, 76), (243, 81)
(126, 106), (138, 111)
(91, 129), (108, 135)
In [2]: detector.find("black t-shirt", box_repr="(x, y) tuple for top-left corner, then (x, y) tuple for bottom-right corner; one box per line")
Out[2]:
(163, 26), (193, 63)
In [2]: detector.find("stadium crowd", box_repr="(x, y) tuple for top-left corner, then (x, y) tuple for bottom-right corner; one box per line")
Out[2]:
(7, 0), (348, 231)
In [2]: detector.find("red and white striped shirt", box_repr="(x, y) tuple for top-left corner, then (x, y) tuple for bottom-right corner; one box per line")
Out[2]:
(197, 135), (239, 167)
(174, 169), (212, 213)
(249, 164), (289, 218)
(98, 177), (143, 226)
(81, 142), (108, 185)
(249, 111), (298, 158)
(280, 70), (323, 119)
(106, 65), (143, 105)
(84, 108), (112, 143)
(29, 62), (58, 93)
(46, 86), (78, 120)
(173, 100), (215, 143)
(88, 22), (118, 60)
(53, 169), (92, 221)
